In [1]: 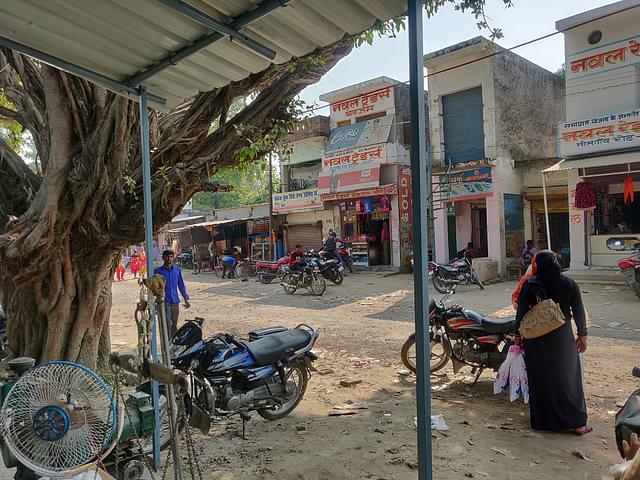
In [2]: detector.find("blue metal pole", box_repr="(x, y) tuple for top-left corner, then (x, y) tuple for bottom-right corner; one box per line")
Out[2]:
(138, 88), (162, 470)
(408, 1), (433, 479)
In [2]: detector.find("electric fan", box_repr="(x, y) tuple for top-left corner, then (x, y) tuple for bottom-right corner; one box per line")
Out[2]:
(0, 361), (121, 478)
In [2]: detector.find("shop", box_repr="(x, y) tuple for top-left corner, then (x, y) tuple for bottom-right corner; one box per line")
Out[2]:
(321, 185), (398, 267)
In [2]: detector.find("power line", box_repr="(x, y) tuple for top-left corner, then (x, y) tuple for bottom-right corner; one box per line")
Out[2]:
(295, 3), (640, 117)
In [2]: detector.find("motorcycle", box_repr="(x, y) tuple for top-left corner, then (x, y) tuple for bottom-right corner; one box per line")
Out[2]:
(307, 252), (344, 285)
(614, 367), (640, 472)
(400, 291), (516, 378)
(320, 240), (353, 274)
(429, 256), (484, 294)
(281, 265), (327, 296)
(617, 249), (640, 298)
(163, 318), (318, 431)
(255, 256), (290, 284)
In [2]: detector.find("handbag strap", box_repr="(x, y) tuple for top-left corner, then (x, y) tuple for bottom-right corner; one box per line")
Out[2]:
(526, 279), (549, 304)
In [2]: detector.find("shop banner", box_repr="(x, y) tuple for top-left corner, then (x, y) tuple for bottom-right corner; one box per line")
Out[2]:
(317, 165), (380, 194)
(440, 167), (493, 202)
(567, 36), (640, 80)
(558, 109), (640, 157)
(320, 184), (397, 202)
(325, 116), (393, 152)
(321, 143), (386, 171)
(398, 166), (413, 266)
(272, 188), (322, 213)
(330, 86), (395, 124)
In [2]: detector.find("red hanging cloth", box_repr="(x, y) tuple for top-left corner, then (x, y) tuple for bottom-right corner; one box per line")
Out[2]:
(574, 181), (596, 210)
(624, 176), (635, 204)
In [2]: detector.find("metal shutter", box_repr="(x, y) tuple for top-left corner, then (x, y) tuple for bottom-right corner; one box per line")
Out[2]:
(286, 224), (323, 252)
(442, 86), (484, 164)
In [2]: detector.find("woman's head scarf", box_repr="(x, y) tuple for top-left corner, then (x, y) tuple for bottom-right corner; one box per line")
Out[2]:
(534, 250), (561, 277)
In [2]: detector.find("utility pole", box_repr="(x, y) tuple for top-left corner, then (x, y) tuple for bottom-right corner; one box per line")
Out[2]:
(268, 152), (274, 260)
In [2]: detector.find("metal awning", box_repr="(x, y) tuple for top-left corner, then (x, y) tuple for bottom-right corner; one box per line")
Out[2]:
(167, 216), (267, 232)
(0, 0), (406, 109)
(544, 151), (640, 172)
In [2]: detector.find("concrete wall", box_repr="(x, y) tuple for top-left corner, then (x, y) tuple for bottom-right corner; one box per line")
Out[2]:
(287, 137), (326, 165)
(213, 204), (269, 221)
(491, 52), (564, 162)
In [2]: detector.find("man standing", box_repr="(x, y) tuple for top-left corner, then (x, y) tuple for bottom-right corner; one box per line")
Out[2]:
(520, 239), (538, 274)
(154, 249), (190, 336)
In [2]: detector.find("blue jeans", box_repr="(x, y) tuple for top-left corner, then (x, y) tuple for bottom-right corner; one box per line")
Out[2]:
(327, 250), (344, 269)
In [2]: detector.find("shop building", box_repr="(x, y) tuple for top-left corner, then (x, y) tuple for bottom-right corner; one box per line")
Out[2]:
(275, 116), (334, 252)
(425, 37), (564, 273)
(548, 1), (640, 269)
(318, 76), (416, 270)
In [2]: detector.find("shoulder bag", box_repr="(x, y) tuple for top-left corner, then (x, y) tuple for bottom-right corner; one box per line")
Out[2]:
(519, 283), (566, 339)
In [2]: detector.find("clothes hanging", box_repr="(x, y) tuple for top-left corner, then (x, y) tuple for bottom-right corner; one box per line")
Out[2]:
(624, 176), (635, 205)
(574, 181), (596, 210)
(494, 344), (529, 404)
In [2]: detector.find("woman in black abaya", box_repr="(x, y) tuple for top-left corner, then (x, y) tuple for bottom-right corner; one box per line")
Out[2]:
(515, 250), (591, 434)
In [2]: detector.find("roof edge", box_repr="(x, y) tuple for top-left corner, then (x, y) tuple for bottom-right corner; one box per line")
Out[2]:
(555, 0), (640, 31)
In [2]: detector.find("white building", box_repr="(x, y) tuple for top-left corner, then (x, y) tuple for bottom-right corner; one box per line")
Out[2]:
(552, 0), (640, 268)
(425, 37), (564, 273)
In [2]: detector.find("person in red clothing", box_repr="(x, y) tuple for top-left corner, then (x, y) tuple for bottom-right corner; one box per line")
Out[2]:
(288, 244), (306, 278)
(115, 255), (126, 281)
(130, 254), (140, 278)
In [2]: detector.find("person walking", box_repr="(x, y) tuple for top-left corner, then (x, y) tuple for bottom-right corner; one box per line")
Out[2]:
(154, 249), (190, 336)
(515, 250), (590, 434)
(115, 255), (126, 282)
(520, 239), (538, 274)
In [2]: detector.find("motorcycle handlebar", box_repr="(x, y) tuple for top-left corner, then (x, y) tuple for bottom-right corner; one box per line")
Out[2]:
(633, 367), (640, 379)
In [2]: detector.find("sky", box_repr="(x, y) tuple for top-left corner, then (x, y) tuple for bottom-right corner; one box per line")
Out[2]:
(298, 0), (615, 110)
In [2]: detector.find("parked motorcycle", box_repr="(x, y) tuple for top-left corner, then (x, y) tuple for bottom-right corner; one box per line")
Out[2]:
(281, 265), (327, 296)
(255, 256), (290, 284)
(429, 256), (484, 294)
(617, 249), (640, 298)
(307, 252), (343, 285)
(615, 367), (640, 462)
(160, 318), (318, 431)
(401, 291), (516, 378)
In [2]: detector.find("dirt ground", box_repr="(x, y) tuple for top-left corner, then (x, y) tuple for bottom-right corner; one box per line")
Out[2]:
(105, 270), (640, 480)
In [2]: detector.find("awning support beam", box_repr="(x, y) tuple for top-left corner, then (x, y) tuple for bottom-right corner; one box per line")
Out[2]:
(408, 1), (433, 479)
(157, 0), (277, 60)
(127, 0), (288, 86)
(0, 35), (166, 106)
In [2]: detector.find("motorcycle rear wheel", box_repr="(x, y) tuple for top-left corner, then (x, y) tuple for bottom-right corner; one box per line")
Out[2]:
(400, 335), (449, 374)
(328, 270), (344, 285)
(432, 274), (453, 294)
(257, 363), (309, 420)
(281, 273), (297, 294)
(257, 269), (274, 284)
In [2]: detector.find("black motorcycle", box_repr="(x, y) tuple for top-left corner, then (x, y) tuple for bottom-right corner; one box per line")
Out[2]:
(154, 318), (318, 433)
(615, 367), (640, 461)
(307, 252), (343, 285)
(429, 256), (484, 294)
(401, 291), (515, 378)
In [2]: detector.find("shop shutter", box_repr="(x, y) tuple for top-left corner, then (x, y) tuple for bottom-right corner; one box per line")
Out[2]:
(286, 224), (323, 252)
(442, 86), (484, 164)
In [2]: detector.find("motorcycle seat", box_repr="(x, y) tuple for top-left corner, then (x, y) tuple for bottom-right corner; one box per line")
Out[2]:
(464, 309), (516, 334)
(248, 326), (288, 341)
(439, 265), (459, 272)
(247, 329), (312, 365)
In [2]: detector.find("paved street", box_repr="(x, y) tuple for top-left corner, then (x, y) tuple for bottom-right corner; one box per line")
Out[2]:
(107, 271), (640, 479)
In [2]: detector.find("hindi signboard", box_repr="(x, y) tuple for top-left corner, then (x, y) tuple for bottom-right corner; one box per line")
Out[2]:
(568, 37), (640, 80)
(558, 109), (640, 157)
(317, 144), (386, 194)
(398, 166), (413, 267)
(272, 188), (322, 213)
(329, 86), (395, 124)
(440, 167), (493, 202)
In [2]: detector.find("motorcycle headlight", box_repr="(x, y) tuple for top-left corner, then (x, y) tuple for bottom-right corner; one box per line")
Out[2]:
(169, 343), (187, 358)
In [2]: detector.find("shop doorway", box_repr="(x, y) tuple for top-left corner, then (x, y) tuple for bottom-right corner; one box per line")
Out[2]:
(447, 215), (457, 261)
(471, 205), (488, 257)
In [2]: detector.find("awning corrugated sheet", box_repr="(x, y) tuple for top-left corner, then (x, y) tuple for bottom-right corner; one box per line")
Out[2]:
(0, 0), (406, 109)
(167, 216), (267, 232)
(544, 151), (640, 172)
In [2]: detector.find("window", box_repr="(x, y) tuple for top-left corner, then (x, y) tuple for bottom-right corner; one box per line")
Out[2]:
(442, 86), (485, 164)
(355, 111), (386, 123)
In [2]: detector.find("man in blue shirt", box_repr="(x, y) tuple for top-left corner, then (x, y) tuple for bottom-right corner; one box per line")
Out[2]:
(221, 250), (238, 279)
(154, 249), (190, 336)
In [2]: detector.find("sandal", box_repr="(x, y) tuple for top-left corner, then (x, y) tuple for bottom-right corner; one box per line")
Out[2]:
(573, 426), (593, 436)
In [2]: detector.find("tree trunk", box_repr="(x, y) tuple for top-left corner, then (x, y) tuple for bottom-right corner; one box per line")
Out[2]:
(3, 243), (115, 367)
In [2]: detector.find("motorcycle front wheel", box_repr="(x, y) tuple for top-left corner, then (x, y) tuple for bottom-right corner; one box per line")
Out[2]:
(400, 334), (449, 374)
(281, 273), (297, 294)
(257, 362), (309, 420)
(309, 274), (326, 296)
(432, 274), (453, 294)
(257, 268), (274, 284)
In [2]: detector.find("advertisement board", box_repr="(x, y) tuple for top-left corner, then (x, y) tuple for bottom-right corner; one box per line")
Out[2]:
(440, 167), (493, 202)
(329, 86), (395, 124)
(558, 109), (640, 157)
(325, 116), (393, 152)
(272, 188), (322, 213)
